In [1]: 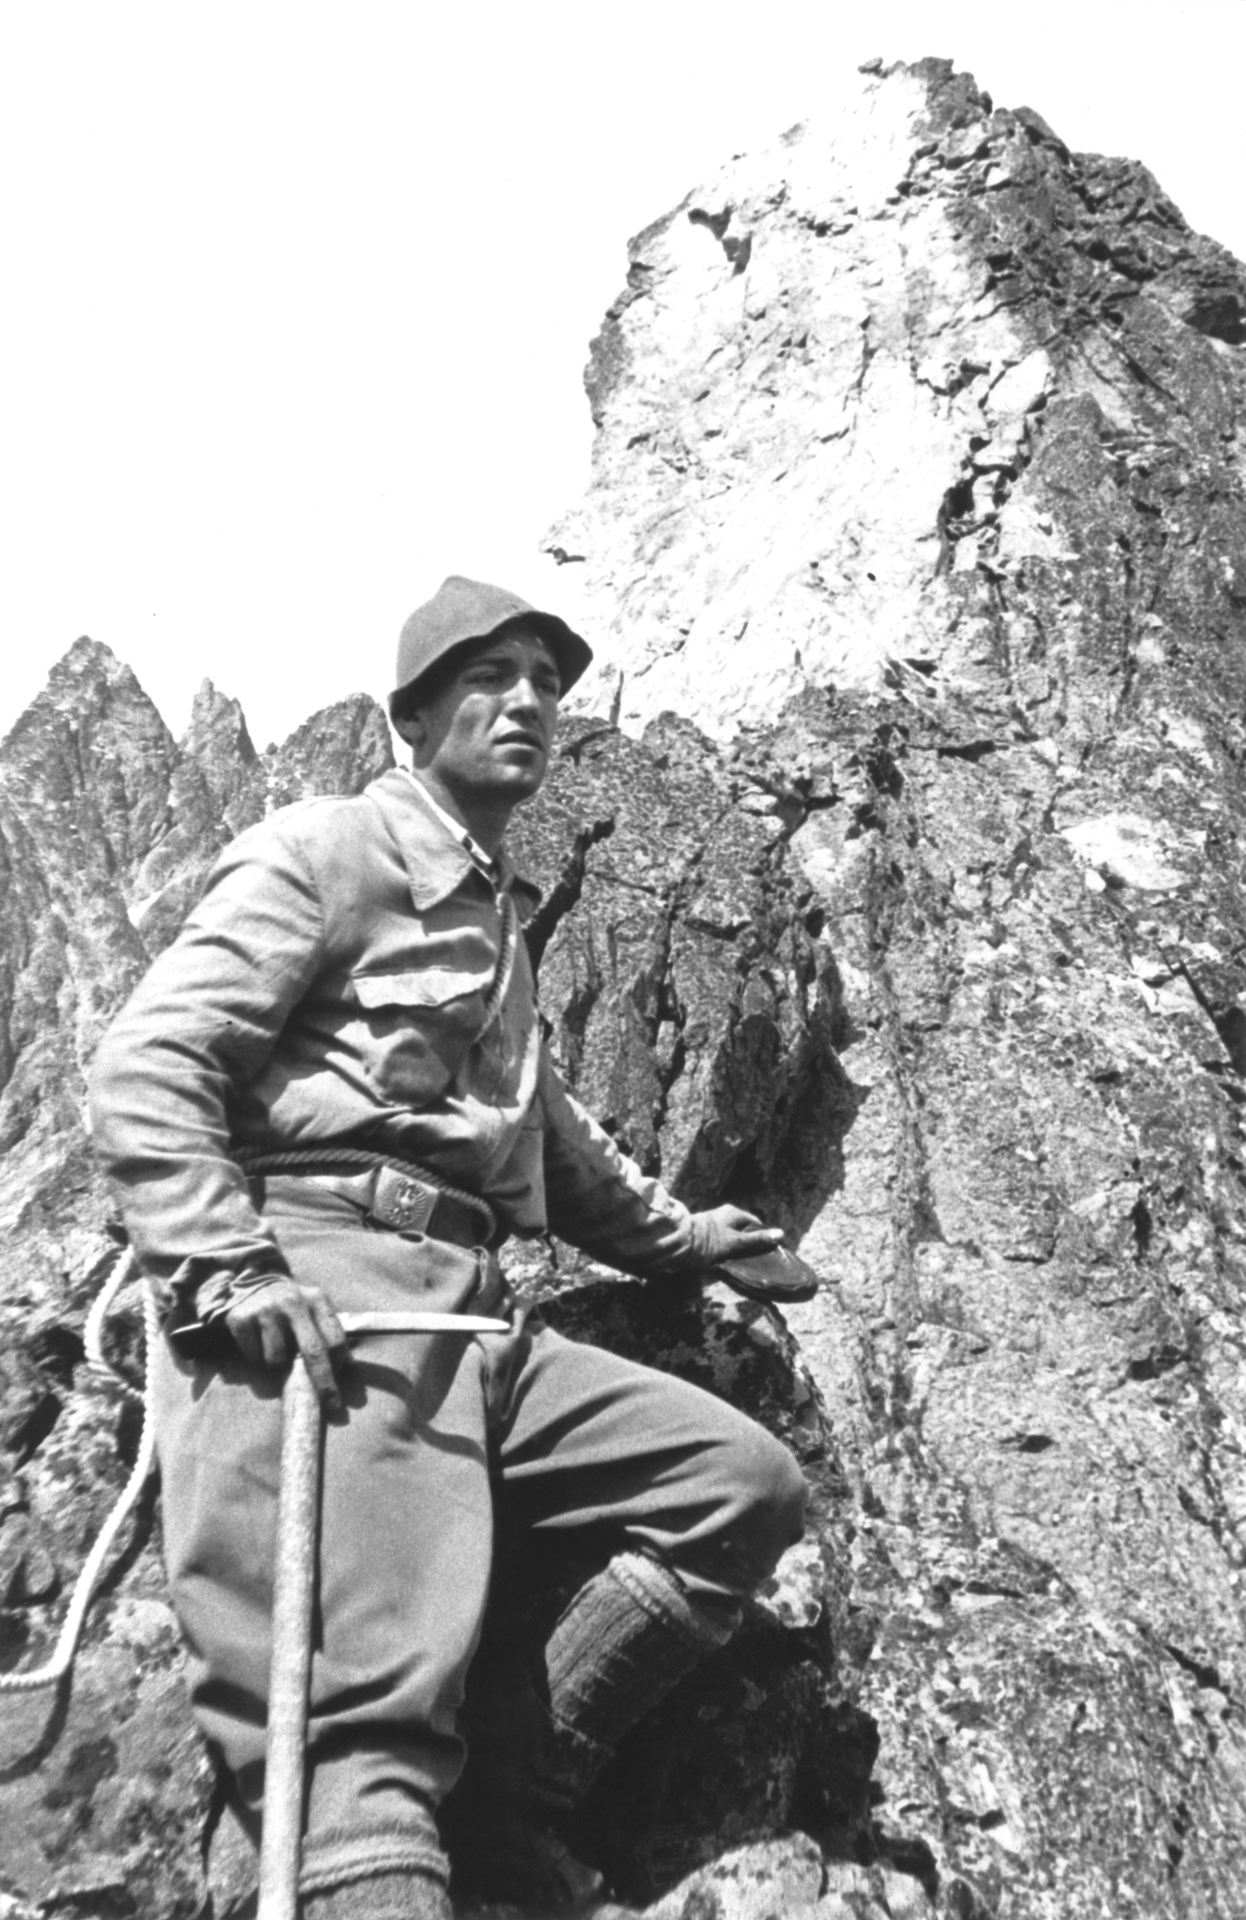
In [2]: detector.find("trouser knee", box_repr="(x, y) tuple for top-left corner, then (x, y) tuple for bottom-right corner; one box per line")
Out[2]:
(678, 1423), (807, 1602)
(738, 1429), (808, 1572)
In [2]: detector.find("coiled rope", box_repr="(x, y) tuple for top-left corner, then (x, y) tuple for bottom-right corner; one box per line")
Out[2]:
(0, 1144), (500, 1697)
(0, 1246), (160, 1695)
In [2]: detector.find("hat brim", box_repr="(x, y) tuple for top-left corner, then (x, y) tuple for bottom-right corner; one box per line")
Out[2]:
(389, 609), (592, 718)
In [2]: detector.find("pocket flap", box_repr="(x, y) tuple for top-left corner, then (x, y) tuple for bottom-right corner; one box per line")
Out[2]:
(352, 966), (493, 1010)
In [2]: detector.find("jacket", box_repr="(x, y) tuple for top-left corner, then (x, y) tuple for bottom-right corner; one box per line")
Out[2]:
(89, 767), (698, 1320)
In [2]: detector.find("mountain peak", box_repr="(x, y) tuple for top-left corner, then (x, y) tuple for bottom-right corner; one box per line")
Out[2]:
(552, 56), (1244, 742)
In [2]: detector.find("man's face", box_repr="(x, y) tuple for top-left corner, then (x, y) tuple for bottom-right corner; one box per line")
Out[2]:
(398, 625), (562, 810)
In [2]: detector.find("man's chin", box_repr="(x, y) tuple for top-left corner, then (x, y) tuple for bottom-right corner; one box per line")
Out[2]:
(470, 762), (548, 805)
(503, 768), (547, 804)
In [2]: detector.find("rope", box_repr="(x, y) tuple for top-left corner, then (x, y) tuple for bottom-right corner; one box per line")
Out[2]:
(0, 1247), (160, 1695)
(84, 1242), (146, 1400)
(234, 1147), (497, 1244)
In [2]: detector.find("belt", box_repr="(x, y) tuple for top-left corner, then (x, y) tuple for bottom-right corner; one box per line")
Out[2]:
(234, 1148), (496, 1249)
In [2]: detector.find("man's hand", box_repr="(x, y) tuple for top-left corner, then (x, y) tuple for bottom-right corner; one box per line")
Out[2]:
(224, 1278), (348, 1407)
(688, 1204), (784, 1269)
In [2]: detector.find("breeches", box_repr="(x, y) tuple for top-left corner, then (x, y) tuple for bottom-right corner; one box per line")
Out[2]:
(154, 1177), (807, 1886)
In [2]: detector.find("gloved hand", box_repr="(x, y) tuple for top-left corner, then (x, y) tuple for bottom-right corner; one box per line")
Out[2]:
(684, 1206), (822, 1304)
(686, 1205), (785, 1269)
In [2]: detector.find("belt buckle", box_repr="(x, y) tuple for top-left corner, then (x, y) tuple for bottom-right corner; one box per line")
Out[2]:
(372, 1165), (438, 1234)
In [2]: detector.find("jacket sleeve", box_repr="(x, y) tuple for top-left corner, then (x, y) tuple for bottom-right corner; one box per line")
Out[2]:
(88, 817), (326, 1322)
(537, 1050), (699, 1276)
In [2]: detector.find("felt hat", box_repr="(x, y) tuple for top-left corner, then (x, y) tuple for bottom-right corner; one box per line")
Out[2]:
(391, 575), (592, 716)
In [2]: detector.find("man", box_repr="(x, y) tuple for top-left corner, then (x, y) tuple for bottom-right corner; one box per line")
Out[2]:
(90, 576), (808, 1919)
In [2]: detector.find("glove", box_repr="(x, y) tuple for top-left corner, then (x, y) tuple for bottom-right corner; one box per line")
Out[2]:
(687, 1206), (821, 1305)
(687, 1205), (784, 1266)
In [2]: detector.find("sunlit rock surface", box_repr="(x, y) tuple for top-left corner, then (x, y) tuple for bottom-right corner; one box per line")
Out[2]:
(5, 53), (1246, 1920)
(545, 57), (1246, 1913)
(551, 59), (1246, 751)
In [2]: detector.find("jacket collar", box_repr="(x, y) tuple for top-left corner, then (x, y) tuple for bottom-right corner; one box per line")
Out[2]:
(366, 765), (541, 917)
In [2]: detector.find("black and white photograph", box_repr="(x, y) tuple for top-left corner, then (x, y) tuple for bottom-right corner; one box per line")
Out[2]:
(1, 6), (1244, 1917)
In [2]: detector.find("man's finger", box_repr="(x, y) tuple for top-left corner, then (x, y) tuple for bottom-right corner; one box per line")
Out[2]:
(729, 1226), (785, 1252)
(258, 1310), (293, 1371)
(230, 1317), (264, 1368)
(309, 1296), (349, 1364)
(288, 1303), (341, 1406)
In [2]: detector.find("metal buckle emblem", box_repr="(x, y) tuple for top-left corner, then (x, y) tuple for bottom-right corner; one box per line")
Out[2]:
(373, 1167), (437, 1234)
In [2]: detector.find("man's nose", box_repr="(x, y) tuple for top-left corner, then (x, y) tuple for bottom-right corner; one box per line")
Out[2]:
(508, 675), (543, 715)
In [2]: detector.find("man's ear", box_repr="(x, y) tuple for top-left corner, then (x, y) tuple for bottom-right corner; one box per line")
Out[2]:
(393, 709), (425, 752)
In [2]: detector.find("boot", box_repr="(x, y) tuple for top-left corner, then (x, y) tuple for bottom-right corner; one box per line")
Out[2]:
(538, 1550), (737, 1807)
(447, 1552), (736, 1910)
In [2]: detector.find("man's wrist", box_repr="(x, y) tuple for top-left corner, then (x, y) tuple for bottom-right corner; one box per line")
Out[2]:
(167, 1258), (290, 1346)
(200, 1265), (289, 1324)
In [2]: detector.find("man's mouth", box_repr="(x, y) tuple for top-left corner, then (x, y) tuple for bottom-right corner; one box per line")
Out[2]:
(497, 731), (545, 751)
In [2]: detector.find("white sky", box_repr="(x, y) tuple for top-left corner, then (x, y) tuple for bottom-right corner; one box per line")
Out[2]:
(2, 1), (1243, 748)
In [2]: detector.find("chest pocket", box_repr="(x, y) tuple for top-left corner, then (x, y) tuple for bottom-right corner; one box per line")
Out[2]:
(351, 966), (496, 1106)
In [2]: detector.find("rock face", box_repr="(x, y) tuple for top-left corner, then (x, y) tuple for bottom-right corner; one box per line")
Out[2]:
(3, 52), (1246, 1920)
(550, 59), (1246, 748)
(542, 53), (1246, 1920)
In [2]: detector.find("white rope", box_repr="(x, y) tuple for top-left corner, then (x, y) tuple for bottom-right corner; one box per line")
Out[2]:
(83, 1243), (146, 1397)
(0, 1247), (160, 1695)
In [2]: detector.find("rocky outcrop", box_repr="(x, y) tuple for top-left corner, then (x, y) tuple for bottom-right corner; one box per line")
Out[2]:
(544, 53), (1246, 1920)
(5, 52), (1246, 1920)
(550, 59), (1246, 749)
